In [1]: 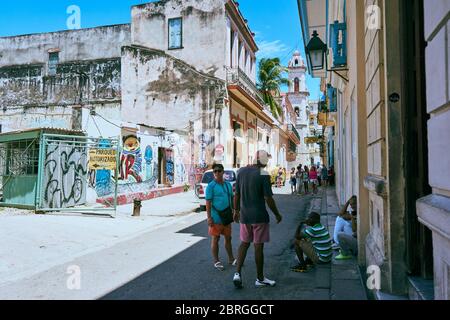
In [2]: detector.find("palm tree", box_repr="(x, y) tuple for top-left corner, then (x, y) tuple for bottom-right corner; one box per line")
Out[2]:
(257, 58), (289, 119)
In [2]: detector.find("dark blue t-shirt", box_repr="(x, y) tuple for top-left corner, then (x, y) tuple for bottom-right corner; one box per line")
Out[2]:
(236, 166), (273, 224)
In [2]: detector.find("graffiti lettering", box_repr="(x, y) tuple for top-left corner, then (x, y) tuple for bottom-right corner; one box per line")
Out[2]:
(43, 142), (88, 208)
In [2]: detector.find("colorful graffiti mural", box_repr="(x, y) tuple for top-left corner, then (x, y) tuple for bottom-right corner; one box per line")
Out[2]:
(144, 145), (153, 181)
(120, 135), (142, 183)
(99, 133), (191, 195)
(165, 148), (174, 185)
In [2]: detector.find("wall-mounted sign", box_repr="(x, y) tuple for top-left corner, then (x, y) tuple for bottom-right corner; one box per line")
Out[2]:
(89, 149), (117, 170)
(305, 137), (320, 144)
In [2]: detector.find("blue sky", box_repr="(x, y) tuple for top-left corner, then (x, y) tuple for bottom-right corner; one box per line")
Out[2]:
(0, 0), (320, 99)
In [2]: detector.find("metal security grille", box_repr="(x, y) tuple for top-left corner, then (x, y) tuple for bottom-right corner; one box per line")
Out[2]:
(36, 134), (119, 217)
(0, 139), (39, 203)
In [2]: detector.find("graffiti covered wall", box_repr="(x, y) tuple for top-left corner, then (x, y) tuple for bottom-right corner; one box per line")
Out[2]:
(42, 142), (88, 208)
(114, 131), (190, 195)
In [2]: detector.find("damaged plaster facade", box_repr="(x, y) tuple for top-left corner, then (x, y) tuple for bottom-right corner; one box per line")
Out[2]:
(0, 0), (275, 204)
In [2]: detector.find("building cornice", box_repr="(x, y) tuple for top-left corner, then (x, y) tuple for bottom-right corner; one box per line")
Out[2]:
(225, 0), (258, 53)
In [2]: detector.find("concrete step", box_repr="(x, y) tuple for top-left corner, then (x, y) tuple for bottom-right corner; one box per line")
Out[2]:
(408, 276), (434, 300)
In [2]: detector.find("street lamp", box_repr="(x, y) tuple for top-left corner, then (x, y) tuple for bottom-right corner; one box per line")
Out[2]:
(305, 30), (327, 71)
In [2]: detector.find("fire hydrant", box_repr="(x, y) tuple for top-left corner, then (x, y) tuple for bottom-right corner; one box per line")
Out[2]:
(132, 199), (142, 217)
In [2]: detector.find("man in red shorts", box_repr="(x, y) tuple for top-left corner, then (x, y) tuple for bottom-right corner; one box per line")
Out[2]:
(232, 150), (283, 288)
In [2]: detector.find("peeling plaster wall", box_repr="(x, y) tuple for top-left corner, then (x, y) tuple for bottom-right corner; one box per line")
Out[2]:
(0, 106), (73, 132)
(0, 25), (130, 133)
(0, 59), (122, 107)
(121, 46), (224, 130)
(121, 45), (226, 174)
(0, 59), (122, 132)
(131, 0), (227, 79)
(0, 24), (131, 67)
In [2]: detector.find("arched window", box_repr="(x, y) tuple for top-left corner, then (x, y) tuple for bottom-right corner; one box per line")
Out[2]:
(295, 59), (298, 66)
(294, 78), (299, 93)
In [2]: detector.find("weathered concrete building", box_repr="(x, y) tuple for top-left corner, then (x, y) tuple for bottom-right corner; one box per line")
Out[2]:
(0, 0), (288, 204)
(299, 0), (449, 299)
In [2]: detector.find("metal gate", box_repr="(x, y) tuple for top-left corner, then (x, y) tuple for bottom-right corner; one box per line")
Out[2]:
(36, 134), (119, 217)
(0, 137), (40, 208)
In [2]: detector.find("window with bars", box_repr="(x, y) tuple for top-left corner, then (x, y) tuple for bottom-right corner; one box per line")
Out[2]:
(48, 52), (59, 76)
(0, 140), (39, 176)
(168, 18), (183, 49)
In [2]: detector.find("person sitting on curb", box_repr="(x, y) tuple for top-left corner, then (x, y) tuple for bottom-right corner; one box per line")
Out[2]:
(335, 196), (358, 260)
(332, 195), (357, 250)
(291, 212), (332, 272)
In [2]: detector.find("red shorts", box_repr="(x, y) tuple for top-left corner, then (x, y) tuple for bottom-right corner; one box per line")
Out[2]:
(208, 224), (232, 237)
(240, 223), (270, 244)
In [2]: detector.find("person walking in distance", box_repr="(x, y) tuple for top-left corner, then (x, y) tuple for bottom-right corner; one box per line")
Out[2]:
(302, 165), (309, 194)
(295, 165), (303, 194)
(232, 150), (283, 288)
(309, 165), (319, 194)
(321, 164), (328, 187)
(205, 163), (236, 271)
(317, 165), (322, 187)
(289, 168), (297, 194)
(276, 167), (283, 188)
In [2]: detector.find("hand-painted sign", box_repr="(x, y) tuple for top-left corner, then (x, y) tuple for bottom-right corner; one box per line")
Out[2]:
(89, 149), (117, 170)
(305, 137), (320, 144)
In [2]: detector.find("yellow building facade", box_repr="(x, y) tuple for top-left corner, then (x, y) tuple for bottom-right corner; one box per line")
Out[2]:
(299, 0), (447, 299)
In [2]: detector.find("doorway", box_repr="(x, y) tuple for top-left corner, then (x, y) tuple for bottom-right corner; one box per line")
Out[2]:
(402, 0), (433, 279)
(158, 147), (174, 186)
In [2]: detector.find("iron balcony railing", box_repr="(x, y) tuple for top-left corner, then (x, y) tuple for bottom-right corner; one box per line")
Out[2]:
(287, 124), (301, 141)
(226, 67), (266, 107)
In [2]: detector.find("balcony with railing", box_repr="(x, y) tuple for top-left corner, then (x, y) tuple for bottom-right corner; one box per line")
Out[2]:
(287, 124), (300, 142)
(226, 67), (266, 108)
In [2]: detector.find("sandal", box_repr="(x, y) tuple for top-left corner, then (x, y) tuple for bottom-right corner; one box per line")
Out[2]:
(229, 259), (237, 266)
(214, 261), (224, 271)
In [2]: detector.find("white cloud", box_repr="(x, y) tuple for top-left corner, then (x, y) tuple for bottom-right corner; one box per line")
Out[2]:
(256, 40), (289, 59)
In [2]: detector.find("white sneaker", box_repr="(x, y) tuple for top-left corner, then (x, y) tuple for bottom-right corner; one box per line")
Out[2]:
(233, 273), (243, 289)
(255, 277), (276, 287)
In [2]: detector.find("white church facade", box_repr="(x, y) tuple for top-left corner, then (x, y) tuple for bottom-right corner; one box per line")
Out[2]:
(285, 51), (320, 167)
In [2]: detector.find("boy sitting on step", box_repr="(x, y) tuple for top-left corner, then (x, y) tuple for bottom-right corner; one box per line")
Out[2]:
(291, 212), (332, 272)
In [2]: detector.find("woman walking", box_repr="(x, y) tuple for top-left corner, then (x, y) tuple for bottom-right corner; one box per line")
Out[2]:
(309, 165), (319, 194)
(302, 165), (309, 194)
(277, 167), (283, 188)
(205, 163), (236, 270)
(296, 165), (303, 194)
(289, 168), (297, 194)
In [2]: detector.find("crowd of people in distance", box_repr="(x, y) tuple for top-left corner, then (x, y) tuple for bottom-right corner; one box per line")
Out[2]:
(286, 164), (335, 195)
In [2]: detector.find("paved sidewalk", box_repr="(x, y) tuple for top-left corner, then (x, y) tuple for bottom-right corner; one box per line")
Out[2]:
(318, 186), (368, 300)
(0, 190), (203, 287)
